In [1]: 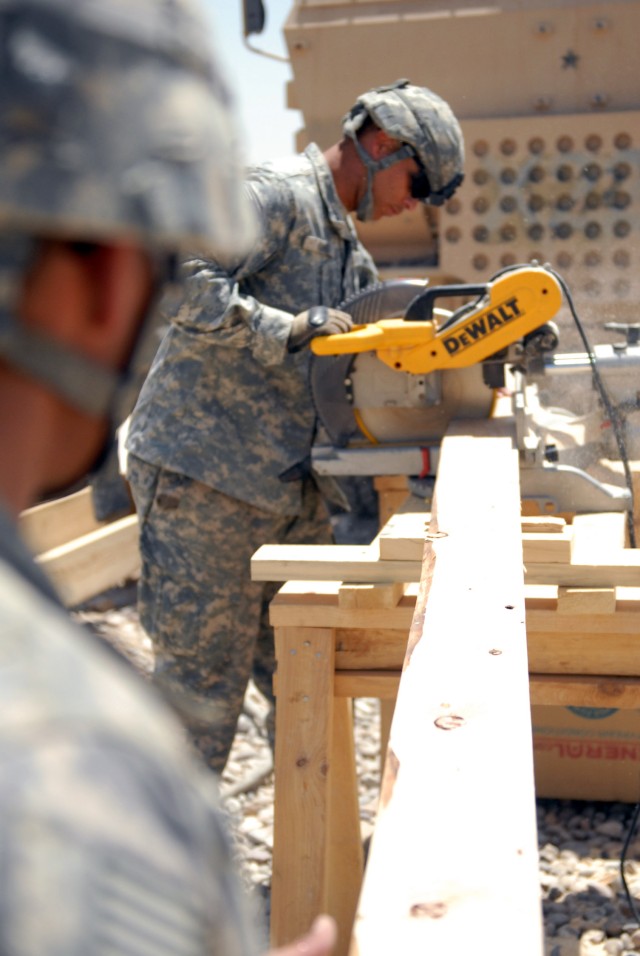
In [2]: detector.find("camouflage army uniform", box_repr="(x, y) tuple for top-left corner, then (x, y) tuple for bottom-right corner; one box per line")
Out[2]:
(0, 0), (264, 950)
(126, 144), (378, 771)
(0, 506), (259, 956)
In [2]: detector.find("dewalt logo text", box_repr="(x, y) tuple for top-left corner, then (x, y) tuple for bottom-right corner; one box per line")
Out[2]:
(443, 296), (522, 355)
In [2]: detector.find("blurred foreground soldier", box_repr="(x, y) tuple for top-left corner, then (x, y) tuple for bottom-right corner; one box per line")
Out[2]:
(126, 79), (465, 772)
(0, 2), (336, 954)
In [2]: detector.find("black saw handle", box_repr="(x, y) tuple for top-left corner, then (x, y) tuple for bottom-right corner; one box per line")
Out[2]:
(404, 283), (487, 323)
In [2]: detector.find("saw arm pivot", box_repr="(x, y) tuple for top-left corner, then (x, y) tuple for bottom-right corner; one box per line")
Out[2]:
(311, 266), (562, 375)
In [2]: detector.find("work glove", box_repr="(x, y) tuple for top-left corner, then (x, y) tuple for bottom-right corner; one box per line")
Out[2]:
(287, 306), (353, 353)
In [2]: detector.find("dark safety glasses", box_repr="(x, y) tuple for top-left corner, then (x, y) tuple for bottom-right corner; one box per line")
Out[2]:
(409, 161), (464, 206)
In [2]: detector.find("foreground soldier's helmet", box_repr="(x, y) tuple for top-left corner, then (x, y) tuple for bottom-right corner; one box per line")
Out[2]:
(342, 79), (465, 221)
(0, 0), (256, 511)
(0, 0), (254, 255)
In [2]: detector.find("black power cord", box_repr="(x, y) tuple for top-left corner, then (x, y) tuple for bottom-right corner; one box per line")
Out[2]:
(490, 262), (640, 922)
(542, 265), (640, 926)
(543, 265), (636, 549)
(620, 801), (640, 926)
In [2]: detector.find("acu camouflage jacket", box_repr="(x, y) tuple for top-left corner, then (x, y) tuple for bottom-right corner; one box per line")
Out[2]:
(126, 143), (378, 515)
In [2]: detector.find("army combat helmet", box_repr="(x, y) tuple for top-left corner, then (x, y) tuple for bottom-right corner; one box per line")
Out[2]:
(0, 0), (255, 429)
(342, 79), (465, 221)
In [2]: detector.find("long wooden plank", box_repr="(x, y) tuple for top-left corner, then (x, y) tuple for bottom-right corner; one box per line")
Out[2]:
(350, 419), (542, 956)
(254, 542), (640, 587)
(270, 583), (640, 673)
(252, 542), (422, 583)
(37, 514), (140, 607)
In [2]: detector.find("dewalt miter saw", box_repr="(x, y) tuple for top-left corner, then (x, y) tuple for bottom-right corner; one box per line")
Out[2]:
(309, 264), (639, 516)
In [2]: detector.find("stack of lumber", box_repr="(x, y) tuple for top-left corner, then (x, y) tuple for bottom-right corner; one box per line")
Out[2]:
(19, 487), (139, 607)
(253, 499), (640, 712)
(252, 503), (639, 592)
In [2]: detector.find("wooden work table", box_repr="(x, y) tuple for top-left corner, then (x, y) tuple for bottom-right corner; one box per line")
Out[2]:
(251, 421), (640, 956)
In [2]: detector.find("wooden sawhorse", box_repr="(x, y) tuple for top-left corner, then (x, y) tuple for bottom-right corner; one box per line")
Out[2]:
(256, 438), (640, 956)
(267, 577), (640, 956)
(269, 579), (409, 956)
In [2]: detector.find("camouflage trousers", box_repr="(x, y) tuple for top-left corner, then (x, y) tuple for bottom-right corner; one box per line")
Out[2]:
(126, 454), (333, 774)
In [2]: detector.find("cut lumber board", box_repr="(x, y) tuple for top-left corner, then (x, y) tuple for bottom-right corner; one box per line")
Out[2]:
(19, 486), (106, 554)
(37, 514), (140, 607)
(337, 582), (408, 609)
(557, 586), (616, 614)
(526, 610), (640, 675)
(334, 670), (401, 700)
(521, 530), (572, 563)
(529, 674), (640, 708)
(374, 476), (410, 526)
(333, 672), (640, 709)
(269, 582), (416, 631)
(521, 516), (566, 534)
(378, 508), (430, 561)
(350, 418), (542, 956)
(524, 555), (640, 587)
(252, 543), (422, 583)
(378, 506), (571, 563)
(570, 511), (627, 559)
(271, 582), (640, 676)
(254, 541), (640, 587)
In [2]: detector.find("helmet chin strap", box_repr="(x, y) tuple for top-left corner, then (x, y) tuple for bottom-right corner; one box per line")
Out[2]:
(0, 323), (119, 416)
(0, 234), (120, 417)
(345, 129), (415, 221)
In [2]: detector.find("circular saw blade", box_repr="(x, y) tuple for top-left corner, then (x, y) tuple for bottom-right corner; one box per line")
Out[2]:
(351, 353), (494, 442)
(310, 279), (427, 447)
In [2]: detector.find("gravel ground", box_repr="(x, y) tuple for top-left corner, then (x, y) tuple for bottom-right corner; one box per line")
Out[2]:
(76, 595), (640, 956)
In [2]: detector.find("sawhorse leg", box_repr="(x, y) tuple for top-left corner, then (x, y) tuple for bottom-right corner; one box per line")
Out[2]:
(271, 625), (363, 956)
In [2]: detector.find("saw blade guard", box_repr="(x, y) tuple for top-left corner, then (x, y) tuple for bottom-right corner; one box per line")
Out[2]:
(309, 279), (430, 447)
(310, 266), (563, 448)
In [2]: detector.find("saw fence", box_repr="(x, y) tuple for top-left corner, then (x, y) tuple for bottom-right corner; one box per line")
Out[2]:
(251, 418), (640, 956)
(17, 424), (640, 956)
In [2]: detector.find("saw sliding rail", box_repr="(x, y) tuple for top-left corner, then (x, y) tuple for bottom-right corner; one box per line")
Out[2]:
(311, 442), (631, 515)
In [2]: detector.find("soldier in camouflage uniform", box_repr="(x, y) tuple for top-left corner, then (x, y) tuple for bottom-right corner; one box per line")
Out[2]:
(126, 79), (465, 774)
(0, 2), (338, 954)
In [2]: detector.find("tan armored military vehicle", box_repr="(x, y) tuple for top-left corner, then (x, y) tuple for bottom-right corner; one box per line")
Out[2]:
(282, 0), (638, 333)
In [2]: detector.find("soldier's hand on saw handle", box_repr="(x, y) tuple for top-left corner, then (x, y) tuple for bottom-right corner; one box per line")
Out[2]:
(288, 306), (353, 353)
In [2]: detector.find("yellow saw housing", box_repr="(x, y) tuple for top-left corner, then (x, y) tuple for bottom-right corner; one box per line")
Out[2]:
(311, 267), (562, 374)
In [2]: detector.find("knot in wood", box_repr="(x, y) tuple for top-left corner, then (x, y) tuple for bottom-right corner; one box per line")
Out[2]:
(425, 530), (448, 541)
(434, 714), (465, 731)
(410, 901), (448, 919)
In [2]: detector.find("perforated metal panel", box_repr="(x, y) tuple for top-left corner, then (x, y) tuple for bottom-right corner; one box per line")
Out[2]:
(441, 112), (639, 327)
